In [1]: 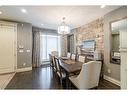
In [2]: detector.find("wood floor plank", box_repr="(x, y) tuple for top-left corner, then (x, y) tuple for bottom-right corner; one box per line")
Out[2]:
(5, 66), (120, 89)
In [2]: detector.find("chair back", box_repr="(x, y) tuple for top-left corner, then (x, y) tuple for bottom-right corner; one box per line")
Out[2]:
(76, 61), (102, 89)
(71, 54), (76, 60)
(52, 55), (57, 71)
(67, 52), (71, 59)
(49, 54), (53, 66)
(51, 51), (59, 57)
(78, 55), (85, 63)
(54, 57), (61, 71)
(54, 57), (62, 77)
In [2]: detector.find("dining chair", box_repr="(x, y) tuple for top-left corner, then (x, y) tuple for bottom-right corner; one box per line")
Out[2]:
(49, 54), (53, 67)
(52, 55), (57, 72)
(71, 54), (76, 60)
(51, 51), (59, 57)
(61, 52), (71, 60)
(67, 52), (71, 59)
(54, 57), (66, 85)
(78, 55), (85, 63)
(69, 61), (102, 89)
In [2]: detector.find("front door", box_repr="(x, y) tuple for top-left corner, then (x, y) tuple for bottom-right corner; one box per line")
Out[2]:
(0, 23), (16, 74)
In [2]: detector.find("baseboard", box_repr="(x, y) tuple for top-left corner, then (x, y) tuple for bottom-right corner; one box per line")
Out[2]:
(0, 68), (15, 74)
(104, 75), (121, 86)
(16, 67), (32, 72)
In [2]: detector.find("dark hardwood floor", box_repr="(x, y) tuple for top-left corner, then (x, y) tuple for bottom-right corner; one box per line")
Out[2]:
(6, 65), (120, 89)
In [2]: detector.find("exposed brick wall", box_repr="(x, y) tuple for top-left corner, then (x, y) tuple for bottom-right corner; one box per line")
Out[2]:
(61, 35), (68, 56)
(75, 17), (104, 52)
(63, 17), (104, 56)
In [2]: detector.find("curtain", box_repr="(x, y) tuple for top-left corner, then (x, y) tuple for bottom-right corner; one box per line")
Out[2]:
(32, 27), (63, 67)
(32, 30), (41, 67)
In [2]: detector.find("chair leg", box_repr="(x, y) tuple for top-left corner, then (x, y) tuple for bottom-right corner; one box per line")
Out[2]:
(60, 78), (63, 87)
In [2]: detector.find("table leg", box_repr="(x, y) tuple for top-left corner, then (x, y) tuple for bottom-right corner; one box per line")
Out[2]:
(66, 72), (69, 89)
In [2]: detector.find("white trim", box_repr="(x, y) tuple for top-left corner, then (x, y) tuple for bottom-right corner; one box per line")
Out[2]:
(104, 75), (121, 86)
(0, 21), (17, 25)
(14, 24), (17, 72)
(16, 67), (32, 72)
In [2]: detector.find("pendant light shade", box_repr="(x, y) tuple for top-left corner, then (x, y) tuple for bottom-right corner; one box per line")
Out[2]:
(58, 17), (70, 35)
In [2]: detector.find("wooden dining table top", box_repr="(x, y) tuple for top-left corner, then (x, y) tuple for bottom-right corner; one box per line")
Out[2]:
(60, 59), (84, 73)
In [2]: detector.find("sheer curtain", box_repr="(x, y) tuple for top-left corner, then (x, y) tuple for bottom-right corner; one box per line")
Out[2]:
(32, 27), (61, 66)
(32, 30), (41, 67)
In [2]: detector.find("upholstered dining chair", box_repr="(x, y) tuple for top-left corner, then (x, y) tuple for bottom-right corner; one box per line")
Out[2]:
(67, 52), (71, 59)
(61, 52), (71, 60)
(54, 57), (66, 85)
(51, 55), (57, 72)
(69, 61), (102, 89)
(78, 55), (85, 63)
(71, 54), (76, 60)
(49, 54), (53, 67)
(51, 51), (59, 57)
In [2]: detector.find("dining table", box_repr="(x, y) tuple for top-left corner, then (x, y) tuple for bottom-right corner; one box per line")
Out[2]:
(59, 58), (84, 88)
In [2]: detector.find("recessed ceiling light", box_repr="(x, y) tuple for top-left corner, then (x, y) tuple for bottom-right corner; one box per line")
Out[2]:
(21, 8), (27, 13)
(41, 24), (44, 26)
(100, 5), (106, 8)
(0, 11), (2, 14)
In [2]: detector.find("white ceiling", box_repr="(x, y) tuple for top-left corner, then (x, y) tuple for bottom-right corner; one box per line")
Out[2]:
(112, 18), (127, 32)
(0, 6), (120, 30)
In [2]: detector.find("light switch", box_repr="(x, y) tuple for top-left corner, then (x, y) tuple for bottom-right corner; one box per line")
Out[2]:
(26, 50), (30, 52)
(19, 49), (24, 53)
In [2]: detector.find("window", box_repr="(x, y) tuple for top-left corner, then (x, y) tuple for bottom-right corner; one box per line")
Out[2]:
(40, 34), (61, 62)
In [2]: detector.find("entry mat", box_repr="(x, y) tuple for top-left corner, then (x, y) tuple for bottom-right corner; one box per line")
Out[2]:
(0, 73), (15, 89)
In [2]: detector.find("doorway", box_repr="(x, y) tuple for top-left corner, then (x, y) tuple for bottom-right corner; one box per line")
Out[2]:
(40, 34), (61, 65)
(67, 34), (74, 53)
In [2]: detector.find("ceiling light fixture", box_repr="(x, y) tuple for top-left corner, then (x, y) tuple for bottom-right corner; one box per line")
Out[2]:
(41, 24), (44, 26)
(101, 5), (106, 8)
(58, 17), (70, 35)
(21, 8), (27, 13)
(0, 11), (2, 14)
